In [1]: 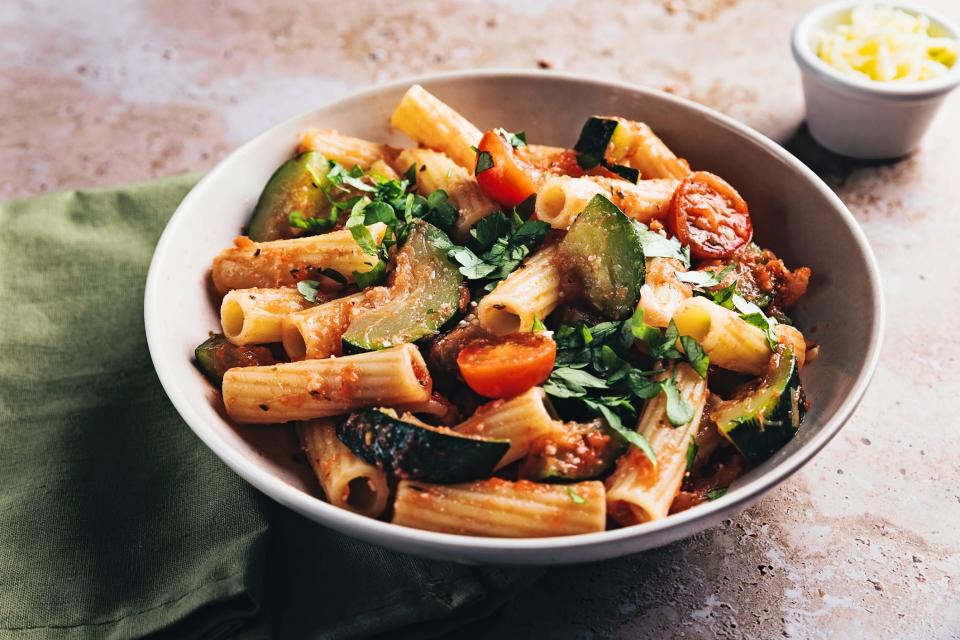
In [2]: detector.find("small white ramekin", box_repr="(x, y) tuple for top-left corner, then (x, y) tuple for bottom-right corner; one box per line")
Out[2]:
(792, 1), (960, 159)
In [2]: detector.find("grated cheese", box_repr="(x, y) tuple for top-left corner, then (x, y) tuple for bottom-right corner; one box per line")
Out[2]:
(817, 5), (957, 81)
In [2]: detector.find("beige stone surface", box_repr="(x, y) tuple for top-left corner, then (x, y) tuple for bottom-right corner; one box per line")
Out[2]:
(3, 0), (958, 637)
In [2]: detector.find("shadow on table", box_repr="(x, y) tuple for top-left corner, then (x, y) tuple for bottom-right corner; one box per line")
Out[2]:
(779, 123), (907, 188)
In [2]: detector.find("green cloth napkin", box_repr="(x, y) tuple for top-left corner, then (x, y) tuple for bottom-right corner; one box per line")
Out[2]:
(0, 175), (542, 640)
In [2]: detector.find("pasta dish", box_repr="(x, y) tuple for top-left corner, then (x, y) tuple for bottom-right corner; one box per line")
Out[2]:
(194, 85), (813, 537)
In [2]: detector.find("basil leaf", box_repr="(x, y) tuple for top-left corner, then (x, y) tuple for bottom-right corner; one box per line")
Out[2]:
(661, 376), (694, 427)
(625, 370), (663, 399)
(289, 210), (337, 234)
(567, 486), (587, 505)
(296, 279), (322, 303)
(403, 163), (418, 186)
(584, 399), (656, 466)
(634, 222), (690, 267)
(685, 439), (698, 474)
(627, 308), (661, 345)
(532, 316), (546, 332)
(502, 129), (527, 148)
(349, 224), (378, 256)
(475, 151), (494, 174)
(318, 268), (348, 286)
(677, 264), (736, 288)
(679, 335), (709, 378)
(353, 259), (387, 289)
(706, 487), (728, 501)
(733, 294), (779, 350)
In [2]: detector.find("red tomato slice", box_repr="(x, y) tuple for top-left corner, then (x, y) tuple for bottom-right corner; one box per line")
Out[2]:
(668, 171), (753, 260)
(475, 129), (540, 208)
(457, 332), (556, 399)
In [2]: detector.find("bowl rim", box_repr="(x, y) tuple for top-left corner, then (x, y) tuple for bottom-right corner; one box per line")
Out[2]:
(791, 0), (960, 100)
(145, 68), (885, 558)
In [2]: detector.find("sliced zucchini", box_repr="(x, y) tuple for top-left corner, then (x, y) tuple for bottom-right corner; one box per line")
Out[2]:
(519, 420), (626, 481)
(247, 151), (332, 241)
(342, 221), (464, 351)
(337, 408), (509, 483)
(194, 333), (276, 386)
(556, 194), (645, 319)
(713, 345), (806, 464)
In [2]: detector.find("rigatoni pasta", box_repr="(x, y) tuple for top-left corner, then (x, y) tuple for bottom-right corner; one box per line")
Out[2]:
(392, 479), (606, 537)
(298, 128), (399, 169)
(390, 84), (481, 170)
(194, 85), (815, 537)
(211, 224), (388, 294)
(605, 364), (709, 525)
(477, 244), (561, 335)
(221, 287), (318, 345)
(297, 418), (390, 518)
(222, 344), (431, 424)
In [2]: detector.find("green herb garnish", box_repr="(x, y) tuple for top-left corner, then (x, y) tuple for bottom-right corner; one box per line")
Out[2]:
(706, 487), (728, 501)
(296, 280), (323, 303)
(685, 439), (698, 474)
(567, 486), (588, 505)
(475, 151), (494, 174)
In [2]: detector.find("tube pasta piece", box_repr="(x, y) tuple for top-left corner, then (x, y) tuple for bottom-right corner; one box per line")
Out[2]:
(535, 175), (679, 229)
(392, 478), (606, 537)
(637, 258), (692, 328)
(222, 344), (432, 424)
(281, 289), (389, 360)
(297, 128), (399, 169)
(455, 387), (558, 468)
(477, 244), (561, 336)
(535, 176), (607, 229)
(598, 176), (679, 224)
(607, 118), (691, 180)
(211, 224), (387, 294)
(220, 287), (318, 345)
(390, 85), (482, 170)
(297, 418), (389, 518)
(672, 296), (770, 375)
(605, 363), (708, 525)
(395, 148), (499, 240)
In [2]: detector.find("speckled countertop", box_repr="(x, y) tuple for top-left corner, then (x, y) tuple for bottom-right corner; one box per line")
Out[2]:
(4, 1), (958, 638)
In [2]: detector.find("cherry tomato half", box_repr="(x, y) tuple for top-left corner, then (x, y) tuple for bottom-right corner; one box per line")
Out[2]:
(457, 332), (557, 399)
(475, 129), (540, 208)
(668, 171), (753, 260)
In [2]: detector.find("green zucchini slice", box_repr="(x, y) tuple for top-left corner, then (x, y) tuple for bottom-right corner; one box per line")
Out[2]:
(519, 420), (626, 481)
(556, 194), (645, 319)
(713, 345), (806, 464)
(194, 333), (276, 386)
(342, 221), (464, 351)
(247, 151), (332, 241)
(337, 408), (510, 483)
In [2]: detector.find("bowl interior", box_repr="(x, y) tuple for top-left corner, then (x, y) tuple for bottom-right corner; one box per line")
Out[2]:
(145, 72), (882, 564)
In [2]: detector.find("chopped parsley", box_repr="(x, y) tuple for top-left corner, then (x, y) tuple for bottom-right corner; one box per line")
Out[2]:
(542, 309), (708, 466)
(685, 439), (698, 475)
(532, 316), (547, 332)
(296, 280), (323, 303)
(446, 208), (550, 292)
(633, 222), (691, 267)
(567, 486), (588, 505)
(475, 151), (494, 174)
(502, 129), (527, 148)
(706, 487), (728, 501)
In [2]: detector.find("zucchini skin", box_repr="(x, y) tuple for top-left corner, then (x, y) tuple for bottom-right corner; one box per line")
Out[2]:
(194, 333), (276, 386)
(556, 195), (645, 319)
(341, 222), (464, 352)
(715, 346), (806, 464)
(337, 409), (509, 483)
(247, 151), (331, 241)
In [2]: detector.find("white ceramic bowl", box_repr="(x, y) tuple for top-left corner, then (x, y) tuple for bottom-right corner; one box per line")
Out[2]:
(792, 1), (960, 159)
(145, 70), (884, 565)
